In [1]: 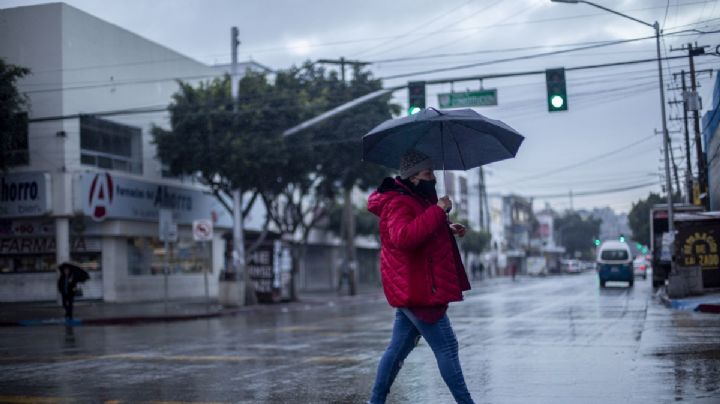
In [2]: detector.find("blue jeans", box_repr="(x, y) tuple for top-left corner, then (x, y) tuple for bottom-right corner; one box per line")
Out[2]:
(370, 309), (474, 404)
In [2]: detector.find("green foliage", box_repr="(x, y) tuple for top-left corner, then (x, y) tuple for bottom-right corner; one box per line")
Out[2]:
(627, 192), (667, 247)
(152, 72), (290, 194)
(555, 212), (601, 258)
(325, 203), (378, 238)
(0, 59), (30, 172)
(459, 229), (491, 254)
(308, 66), (400, 194)
(151, 63), (400, 252)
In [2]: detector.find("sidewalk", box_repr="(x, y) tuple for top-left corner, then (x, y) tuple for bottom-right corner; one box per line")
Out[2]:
(0, 276), (536, 327)
(657, 287), (720, 313)
(0, 285), (385, 327)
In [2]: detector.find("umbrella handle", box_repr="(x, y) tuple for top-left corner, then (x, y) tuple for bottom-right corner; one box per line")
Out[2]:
(427, 107), (445, 116)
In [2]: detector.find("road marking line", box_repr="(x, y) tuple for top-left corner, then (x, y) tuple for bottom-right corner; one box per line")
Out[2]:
(0, 396), (67, 403)
(0, 398), (225, 404)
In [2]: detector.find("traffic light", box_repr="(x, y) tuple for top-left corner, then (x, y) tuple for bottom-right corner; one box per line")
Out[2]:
(594, 239), (601, 247)
(407, 81), (426, 115)
(545, 68), (568, 112)
(619, 235), (625, 243)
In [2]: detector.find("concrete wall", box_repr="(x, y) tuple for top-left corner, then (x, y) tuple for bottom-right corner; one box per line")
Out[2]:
(0, 4), (65, 174)
(57, 4), (219, 180)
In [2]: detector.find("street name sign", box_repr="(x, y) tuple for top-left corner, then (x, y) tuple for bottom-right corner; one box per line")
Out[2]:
(438, 89), (497, 108)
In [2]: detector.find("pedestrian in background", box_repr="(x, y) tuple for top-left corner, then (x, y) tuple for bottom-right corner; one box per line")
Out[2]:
(367, 149), (474, 404)
(471, 260), (479, 280)
(57, 264), (79, 320)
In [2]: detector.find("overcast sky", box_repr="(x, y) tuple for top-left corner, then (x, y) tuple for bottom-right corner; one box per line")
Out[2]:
(3, 0), (720, 213)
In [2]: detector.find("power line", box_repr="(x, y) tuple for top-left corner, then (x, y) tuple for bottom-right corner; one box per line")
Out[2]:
(496, 134), (658, 186)
(379, 32), (718, 81)
(359, 0), (512, 60)
(522, 181), (660, 199)
(352, 0), (480, 58)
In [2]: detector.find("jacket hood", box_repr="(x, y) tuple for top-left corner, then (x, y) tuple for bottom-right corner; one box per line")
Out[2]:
(367, 177), (412, 217)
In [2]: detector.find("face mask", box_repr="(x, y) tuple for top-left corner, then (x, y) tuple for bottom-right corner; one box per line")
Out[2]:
(414, 179), (437, 198)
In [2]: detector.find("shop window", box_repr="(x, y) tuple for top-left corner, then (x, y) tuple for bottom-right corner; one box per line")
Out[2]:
(80, 115), (142, 174)
(0, 253), (100, 273)
(127, 236), (211, 275)
(3, 112), (29, 167)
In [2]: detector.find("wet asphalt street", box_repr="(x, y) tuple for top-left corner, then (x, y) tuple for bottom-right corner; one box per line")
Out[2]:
(1, 272), (718, 404)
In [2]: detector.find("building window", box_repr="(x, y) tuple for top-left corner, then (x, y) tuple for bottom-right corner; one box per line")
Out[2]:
(0, 237), (101, 273)
(127, 237), (211, 275)
(80, 115), (142, 174)
(3, 112), (29, 166)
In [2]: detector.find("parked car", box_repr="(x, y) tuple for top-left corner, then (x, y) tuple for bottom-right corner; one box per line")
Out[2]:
(581, 261), (596, 271)
(597, 240), (634, 288)
(633, 256), (650, 280)
(563, 259), (582, 274)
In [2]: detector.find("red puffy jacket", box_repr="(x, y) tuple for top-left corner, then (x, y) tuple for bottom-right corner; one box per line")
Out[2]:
(368, 178), (470, 308)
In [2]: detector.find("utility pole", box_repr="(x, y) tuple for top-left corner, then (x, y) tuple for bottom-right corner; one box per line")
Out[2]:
(478, 167), (489, 232)
(656, 128), (683, 199)
(679, 71), (693, 201)
(669, 138), (682, 197)
(671, 43), (711, 206)
(688, 43), (708, 208)
(315, 56), (369, 296)
(230, 26), (253, 305)
(316, 58), (370, 83)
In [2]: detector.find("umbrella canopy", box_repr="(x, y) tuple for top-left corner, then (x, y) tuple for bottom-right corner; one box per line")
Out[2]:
(59, 262), (90, 283)
(362, 107), (524, 171)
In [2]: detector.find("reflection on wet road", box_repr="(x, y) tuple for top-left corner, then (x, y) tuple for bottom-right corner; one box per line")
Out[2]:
(1, 272), (718, 403)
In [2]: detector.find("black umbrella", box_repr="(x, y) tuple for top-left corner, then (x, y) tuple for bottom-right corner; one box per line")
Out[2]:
(59, 262), (90, 283)
(363, 107), (524, 184)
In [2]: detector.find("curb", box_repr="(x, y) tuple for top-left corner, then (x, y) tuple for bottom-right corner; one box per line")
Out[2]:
(696, 304), (720, 314)
(655, 287), (720, 313)
(0, 310), (232, 327)
(0, 292), (386, 327)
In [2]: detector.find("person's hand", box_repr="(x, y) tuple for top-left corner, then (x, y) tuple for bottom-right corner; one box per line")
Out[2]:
(450, 223), (466, 237)
(437, 195), (452, 212)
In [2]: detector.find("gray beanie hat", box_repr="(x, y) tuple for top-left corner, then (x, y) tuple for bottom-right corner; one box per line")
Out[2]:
(399, 149), (433, 179)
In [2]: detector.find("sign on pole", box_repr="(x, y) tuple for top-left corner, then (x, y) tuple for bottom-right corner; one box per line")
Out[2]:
(192, 219), (213, 242)
(438, 89), (497, 108)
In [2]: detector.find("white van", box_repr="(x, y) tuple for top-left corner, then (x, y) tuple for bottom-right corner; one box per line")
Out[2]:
(596, 240), (634, 288)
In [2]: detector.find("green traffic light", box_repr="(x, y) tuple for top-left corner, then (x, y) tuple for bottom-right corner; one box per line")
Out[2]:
(546, 68), (568, 112)
(594, 239), (601, 246)
(619, 236), (625, 242)
(550, 95), (565, 109)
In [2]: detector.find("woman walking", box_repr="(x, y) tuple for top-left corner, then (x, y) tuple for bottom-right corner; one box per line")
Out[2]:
(367, 149), (474, 404)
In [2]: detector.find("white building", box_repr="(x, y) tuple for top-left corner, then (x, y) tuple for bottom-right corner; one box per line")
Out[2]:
(0, 3), (267, 302)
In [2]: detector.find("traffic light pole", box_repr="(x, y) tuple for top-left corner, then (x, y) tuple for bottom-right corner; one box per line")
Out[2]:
(551, 0), (675, 271)
(654, 21), (675, 239)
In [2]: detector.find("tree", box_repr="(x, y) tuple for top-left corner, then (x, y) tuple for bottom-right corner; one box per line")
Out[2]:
(310, 66), (400, 295)
(628, 192), (667, 247)
(0, 59), (30, 172)
(555, 212), (601, 259)
(152, 72), (289, 304)
(459, 229), (491, 255)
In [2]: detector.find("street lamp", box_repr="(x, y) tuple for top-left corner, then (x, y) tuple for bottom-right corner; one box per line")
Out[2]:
(550, 0), (675, 247)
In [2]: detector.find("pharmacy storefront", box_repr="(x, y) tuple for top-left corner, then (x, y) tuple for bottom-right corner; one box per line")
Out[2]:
(0, 171), (232, 302)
